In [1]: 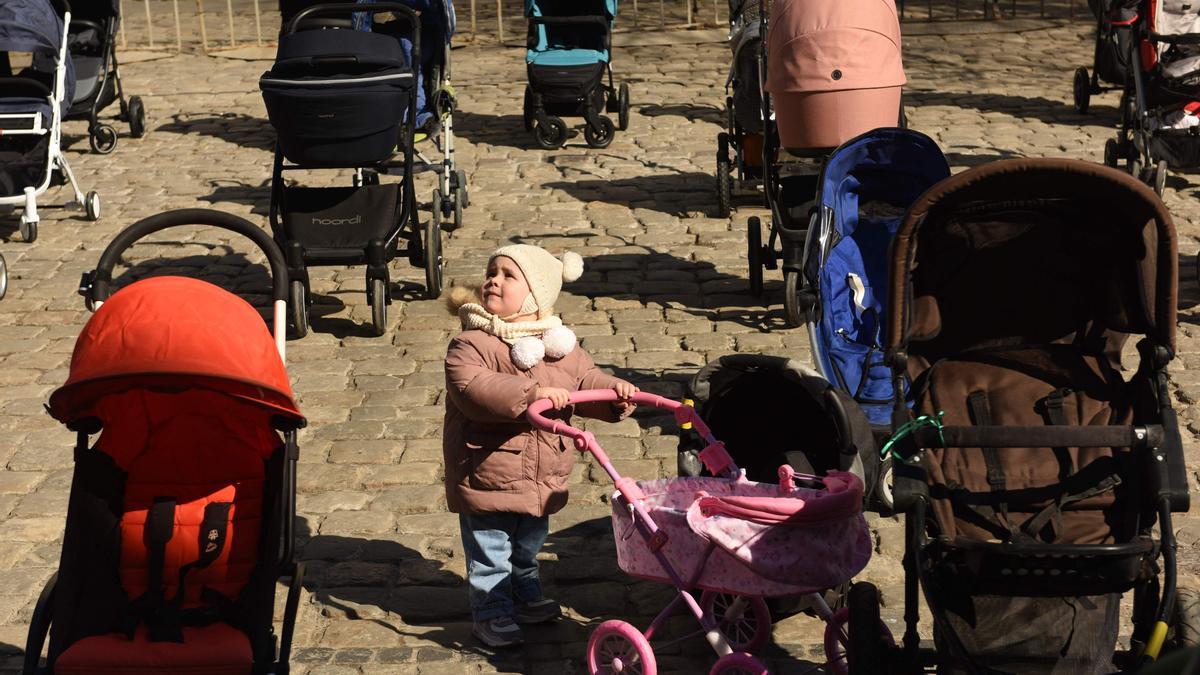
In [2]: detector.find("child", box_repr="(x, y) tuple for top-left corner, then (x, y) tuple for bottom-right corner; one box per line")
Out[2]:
(443, 244), (638, 648)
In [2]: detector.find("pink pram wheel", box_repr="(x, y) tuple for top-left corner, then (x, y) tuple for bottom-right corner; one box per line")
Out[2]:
(587, 619), (656, 675)
(709, 652), (769, 675)
(700, 591), (771, 654)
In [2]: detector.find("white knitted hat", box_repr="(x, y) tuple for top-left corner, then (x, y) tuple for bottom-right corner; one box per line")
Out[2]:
(490, 244), (584, 319)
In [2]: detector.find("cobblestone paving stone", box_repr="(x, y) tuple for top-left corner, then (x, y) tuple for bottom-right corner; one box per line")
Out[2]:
(1, 16), (1199, 675)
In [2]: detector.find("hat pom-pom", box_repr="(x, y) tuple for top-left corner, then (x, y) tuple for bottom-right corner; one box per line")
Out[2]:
(542, 326), (577, 359)
(511, 336), (545, 370)
(560, 251), (584, 283)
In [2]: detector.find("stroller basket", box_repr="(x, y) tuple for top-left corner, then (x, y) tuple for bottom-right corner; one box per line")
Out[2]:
(261, 29), (414, 167)
(280, 183), (401, 254)
(611, 474), (870, 598)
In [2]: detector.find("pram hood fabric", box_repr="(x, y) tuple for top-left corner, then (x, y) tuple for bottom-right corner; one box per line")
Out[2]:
(0, 0), (75, 108)
(48, 276), (304, 427)
(764, 0), (904, 95)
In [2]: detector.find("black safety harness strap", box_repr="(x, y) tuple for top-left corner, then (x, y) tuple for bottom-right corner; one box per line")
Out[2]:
(967, 390), (1014, 539)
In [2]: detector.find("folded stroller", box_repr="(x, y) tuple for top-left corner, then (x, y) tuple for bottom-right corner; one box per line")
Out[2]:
(714, 0), (769, 217)
(64, 0), (146, 154)
(745, 0), (905, 310)
(529, 390), (887, 675)
(1072, 0), (1138, 114)
(261, 1), (442, 338)
(1108, 0), (1200, 195)
(0, 0), (100, 244)
(25, 209), (306, 675)
(523, 0), (630, 149)
(869, 159), (1190, 673)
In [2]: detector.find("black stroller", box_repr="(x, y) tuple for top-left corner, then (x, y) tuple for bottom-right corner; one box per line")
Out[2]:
(523, 0), (630, 149)
(715, 0), (769, 218)
(1105, 0), (1200, 196)
(64, 0), (146, 154)
(261, 1), (441, 338)
(860, 159), (1191, 674)
(1072, 0), (1137, 115)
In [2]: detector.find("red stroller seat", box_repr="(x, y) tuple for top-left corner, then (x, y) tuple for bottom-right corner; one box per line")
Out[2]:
(23, 210), (307, 675)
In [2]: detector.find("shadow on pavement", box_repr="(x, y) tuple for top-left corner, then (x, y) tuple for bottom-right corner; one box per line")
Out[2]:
(636, 102), (725, 125)
(155, 112), (275, 151)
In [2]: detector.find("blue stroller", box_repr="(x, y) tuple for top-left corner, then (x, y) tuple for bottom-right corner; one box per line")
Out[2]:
(523, 0), (630, 149)
(797, 128), (949, 509)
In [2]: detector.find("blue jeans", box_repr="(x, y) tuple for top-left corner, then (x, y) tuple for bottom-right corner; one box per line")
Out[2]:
(459, 512), (549, 622)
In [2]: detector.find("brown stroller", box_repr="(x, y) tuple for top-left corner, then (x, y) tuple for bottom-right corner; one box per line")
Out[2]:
(861, 159), (1191, 674)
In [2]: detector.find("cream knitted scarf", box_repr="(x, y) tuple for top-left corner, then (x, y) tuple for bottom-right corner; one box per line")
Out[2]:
(458, 302), (577, 370)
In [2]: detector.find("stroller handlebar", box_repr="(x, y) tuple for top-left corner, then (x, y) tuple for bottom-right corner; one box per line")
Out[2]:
(80, 209), (291, 358)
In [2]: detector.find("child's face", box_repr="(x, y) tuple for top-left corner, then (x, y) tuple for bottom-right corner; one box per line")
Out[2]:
(481, 256), (532, 317)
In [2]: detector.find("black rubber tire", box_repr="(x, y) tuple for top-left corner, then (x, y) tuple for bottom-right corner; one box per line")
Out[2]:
(0, 252), (7, 301)
(1073, 67), (1091, 115)
(535, 116), (567, 149)
(523, 86), (534, 132)
(455, 168), (470, 208)
(1174, 585), (1200, 648)
(783, 270), (804, 328)
(1155, 160), (1168, 196)
(847, 582), (885, 675)
(1104, 139), (1119, 168)
(584, 116), (616, 149)
(747, 217), (764, 297)
(85, 191), (101, 221)
(19, 219), (37, 244)
(618, 82), (630, 131)
(453, 187), (464, 231)
(717, 133), (733, 218)
(90, 124), (118, 154)
(425, 194), (444, 300)
(289, 279), (308, 339)
(370, 277), (386, 338)
(128, 96), (146, 138)
(1130, 155), (1143, 182)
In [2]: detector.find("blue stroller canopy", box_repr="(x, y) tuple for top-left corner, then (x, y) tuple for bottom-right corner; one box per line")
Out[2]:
(808, 128), (949, 426)
(525, 0), (614, 66)
(0, 0), (74, 117)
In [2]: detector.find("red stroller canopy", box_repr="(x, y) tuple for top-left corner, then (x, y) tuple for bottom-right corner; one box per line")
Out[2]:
(49, 276), (303, 427)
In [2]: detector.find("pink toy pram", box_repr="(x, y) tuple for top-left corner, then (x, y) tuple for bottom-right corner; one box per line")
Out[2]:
(528, 390), (889, 675)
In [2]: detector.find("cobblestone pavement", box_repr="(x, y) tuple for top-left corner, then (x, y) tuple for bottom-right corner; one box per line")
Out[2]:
(1, 17), (1199, 675)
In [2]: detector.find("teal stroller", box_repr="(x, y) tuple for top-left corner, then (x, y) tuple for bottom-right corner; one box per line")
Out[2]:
(523, 0), (630, 149)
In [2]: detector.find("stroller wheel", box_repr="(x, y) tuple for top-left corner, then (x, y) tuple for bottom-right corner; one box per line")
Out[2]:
(1155, 160), (1169, 196)
(1104, 139), (1120, 168)
(84, 191), (101, 222)
(717, 142), (733, 219)
(709, 652), (768, 675)
(0, 252), (7, 301)
(535, 116), (567, 149)
(89, 124), (118, 154)
(700, 591), (771, 654)
(1073, 67), (1091, 115)
(288, 279), (308, 339)
(783, 270), (805, 328)
(584, 116), (616, 149)
(587, 620), (657, 675)
(1173, 584), (1200, 648)
(128, 96), (147, 138)
(618, 82), (631, 131)
(424, 194), (444, 300)
(369, 276), (387, 337)
(19, 218), (37, 244)
(453, 187), (464, 230)
(523, 86), (534, 132)
(747, 218), (764, 296)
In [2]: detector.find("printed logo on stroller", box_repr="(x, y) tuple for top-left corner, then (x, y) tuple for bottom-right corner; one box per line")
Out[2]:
(311, 214), (362, 226)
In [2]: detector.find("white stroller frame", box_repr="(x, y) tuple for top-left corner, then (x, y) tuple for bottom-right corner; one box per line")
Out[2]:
(412, 29), (468, 232)
(1, 3), (100, 244)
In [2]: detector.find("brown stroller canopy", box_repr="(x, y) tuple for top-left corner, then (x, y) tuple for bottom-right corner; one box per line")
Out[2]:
(886, 159), (1177, 358)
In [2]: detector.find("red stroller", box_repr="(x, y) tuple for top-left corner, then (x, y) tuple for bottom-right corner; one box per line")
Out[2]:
(23, 209), (306, 675)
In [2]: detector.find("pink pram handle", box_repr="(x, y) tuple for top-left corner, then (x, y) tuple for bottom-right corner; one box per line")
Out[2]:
(527, 390), (737, 477)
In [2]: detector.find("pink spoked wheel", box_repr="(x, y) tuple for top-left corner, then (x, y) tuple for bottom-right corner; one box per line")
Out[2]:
(700, 591), (772, 655)
(587, 619), (657, 675)
(709, 651), (769, 675)
(822, 607), (895, 675)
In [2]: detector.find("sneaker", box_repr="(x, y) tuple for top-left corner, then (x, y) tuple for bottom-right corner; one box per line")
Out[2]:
(473, 616), (524, 648)
(514, 597), (561, 624)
